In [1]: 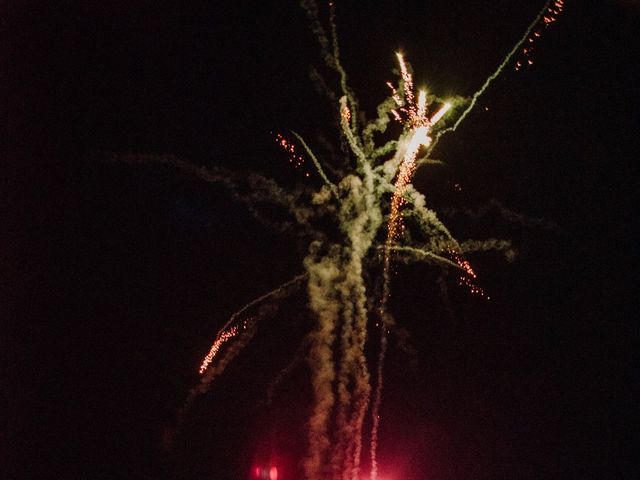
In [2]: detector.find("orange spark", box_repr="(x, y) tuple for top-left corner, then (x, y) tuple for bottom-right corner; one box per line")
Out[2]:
(447, 249), (490, 299)
(275, 133), (306, 172)
(199, 319), (250, 374)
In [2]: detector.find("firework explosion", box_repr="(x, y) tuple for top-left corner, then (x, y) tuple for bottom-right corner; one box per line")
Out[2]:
(126, 1), (563, 479)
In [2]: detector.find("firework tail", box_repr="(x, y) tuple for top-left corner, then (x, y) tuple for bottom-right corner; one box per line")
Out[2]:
(174, 274), (307, 436)
(427, 0), (556, 155)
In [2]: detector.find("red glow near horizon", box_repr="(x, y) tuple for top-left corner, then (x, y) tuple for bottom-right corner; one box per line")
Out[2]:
(252, 466), (278, 480)
(269, 466), (278, 480)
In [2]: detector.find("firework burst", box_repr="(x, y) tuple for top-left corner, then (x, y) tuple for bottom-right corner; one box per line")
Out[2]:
(125, 2), (564, 479)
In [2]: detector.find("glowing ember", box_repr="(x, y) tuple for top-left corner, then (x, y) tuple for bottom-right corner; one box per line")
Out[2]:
(448, 249), (489, 299)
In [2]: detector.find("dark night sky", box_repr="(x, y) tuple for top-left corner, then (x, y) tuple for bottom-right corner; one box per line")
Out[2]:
(2, 1), (638, 479)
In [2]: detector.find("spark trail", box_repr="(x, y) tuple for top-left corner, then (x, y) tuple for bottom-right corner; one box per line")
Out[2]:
(173, 274), (307, 433)
(199, 273), (308, 375)
(125, 2), (564, 479)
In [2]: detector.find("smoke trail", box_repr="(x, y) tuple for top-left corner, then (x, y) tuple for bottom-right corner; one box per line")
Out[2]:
(362, 95), (400, 156)
(291, 130), (340, 198)
(303, 169), (383, 480)
(445, 198), (559, 231)
(389, 245), (466, 270)
(266, 337), (311, 406)
(301, 0), (359, 133)
(328, 2), (359, 134)
(303, 244), (340, 479)
(368, 312), (387, 480)
(415, 157), (446, 168)
(459, 239), (516, 261)
(117, 153), (319, 237)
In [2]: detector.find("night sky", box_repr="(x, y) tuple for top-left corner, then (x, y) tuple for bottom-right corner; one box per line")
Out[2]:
(3, 1), (638, 479)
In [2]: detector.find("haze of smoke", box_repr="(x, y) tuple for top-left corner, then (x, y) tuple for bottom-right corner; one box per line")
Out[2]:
(445, 198), (559, 231)
(117, 153), (320, 237)
(459, 239), (516, 261)
(118, 141), (499, 478)
(266, 337), (311, 406)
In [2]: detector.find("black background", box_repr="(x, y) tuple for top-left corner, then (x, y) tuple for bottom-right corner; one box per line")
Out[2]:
(2, 1), (637, 479)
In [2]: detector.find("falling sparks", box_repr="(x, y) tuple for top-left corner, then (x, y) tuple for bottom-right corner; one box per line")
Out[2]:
(199, 318), (251, 374)
(275, 132), (310, 177)
(515, 0), (565, 71)
(194, 273), (306, 378)
(448, 249), (489, 299)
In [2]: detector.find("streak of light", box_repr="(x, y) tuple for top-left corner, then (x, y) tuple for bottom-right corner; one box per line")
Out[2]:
(199, 319), (251, 374)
